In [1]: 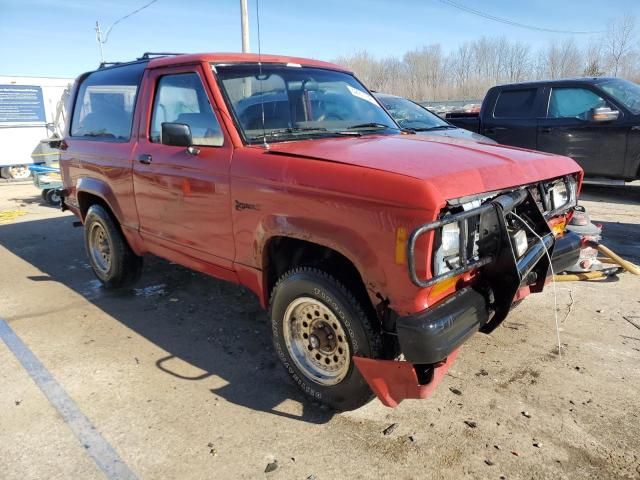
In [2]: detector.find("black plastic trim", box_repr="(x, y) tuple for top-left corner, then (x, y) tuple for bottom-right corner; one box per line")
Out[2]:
(396, 287), (489, 364)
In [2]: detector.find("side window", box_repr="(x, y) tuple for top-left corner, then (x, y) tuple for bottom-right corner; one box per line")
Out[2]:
(493, 88), (537, 118)
(547, 88), (607, 119)
(71, 62), (145, 140)
(150, 73), (223, 147)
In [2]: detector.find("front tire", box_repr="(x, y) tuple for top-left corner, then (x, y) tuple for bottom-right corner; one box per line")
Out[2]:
(84, 204), (142, 289)
(270, 267), (382, 411)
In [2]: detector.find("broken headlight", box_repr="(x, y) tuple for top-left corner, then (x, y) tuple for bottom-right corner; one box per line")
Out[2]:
(548, 176), (577, 212)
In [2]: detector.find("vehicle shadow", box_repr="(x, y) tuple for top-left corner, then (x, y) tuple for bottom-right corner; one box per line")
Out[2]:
(8, 193), (58, 208)
(0, 215), (334, 424)
(580, 183), (640, 206)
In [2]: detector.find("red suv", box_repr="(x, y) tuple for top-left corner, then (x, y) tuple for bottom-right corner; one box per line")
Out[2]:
(60, 53), (582, 410)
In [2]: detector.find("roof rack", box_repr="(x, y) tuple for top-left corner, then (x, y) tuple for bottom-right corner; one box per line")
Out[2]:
(137, 52), (185, 60)
(97, 52), (185, 70)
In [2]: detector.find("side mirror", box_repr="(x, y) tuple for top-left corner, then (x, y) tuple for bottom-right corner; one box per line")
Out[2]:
(590, 107), (619, 122)
(161, 122), (192, 147)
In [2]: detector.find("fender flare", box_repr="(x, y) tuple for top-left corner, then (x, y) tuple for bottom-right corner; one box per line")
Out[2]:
(75, 176), (124, 223)
(256, 214), (389, 302)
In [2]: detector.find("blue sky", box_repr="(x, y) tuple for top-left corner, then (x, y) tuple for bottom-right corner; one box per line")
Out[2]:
(1, 0), (639, 78)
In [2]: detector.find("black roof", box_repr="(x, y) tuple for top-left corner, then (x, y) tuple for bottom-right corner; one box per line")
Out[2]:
(492, 77), (619, 89)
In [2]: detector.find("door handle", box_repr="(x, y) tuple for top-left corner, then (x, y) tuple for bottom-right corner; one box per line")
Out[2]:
(540, 127), (553, 133)
(484, 127), (506, 134)
(137, 154), (152, 164)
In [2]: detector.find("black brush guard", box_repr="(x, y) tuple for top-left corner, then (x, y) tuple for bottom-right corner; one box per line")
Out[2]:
(397, 189), (554, 363)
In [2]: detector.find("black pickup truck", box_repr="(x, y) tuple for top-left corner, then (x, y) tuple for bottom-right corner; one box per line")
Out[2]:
(447, 77), (640, 181)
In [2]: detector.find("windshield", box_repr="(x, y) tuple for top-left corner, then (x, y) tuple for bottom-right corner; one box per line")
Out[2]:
(214, 64), (399, 143)
(600, 78), (640, 115)
(376, 95), (451, 130)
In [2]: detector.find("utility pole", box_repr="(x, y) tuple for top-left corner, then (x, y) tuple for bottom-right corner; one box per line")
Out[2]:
(95, 21), (105, 64)
(240, 0), (250, 53)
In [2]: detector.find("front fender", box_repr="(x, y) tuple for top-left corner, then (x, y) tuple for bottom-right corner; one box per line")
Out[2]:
(257, 214), (388, 302)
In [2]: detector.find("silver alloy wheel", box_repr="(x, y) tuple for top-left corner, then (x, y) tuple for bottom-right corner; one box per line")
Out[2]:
(88, 223), (111, 274)
(282, 296), (351, 386)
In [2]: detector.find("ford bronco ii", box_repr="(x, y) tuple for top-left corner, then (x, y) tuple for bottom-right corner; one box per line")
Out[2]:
(60, 52), (582, 410)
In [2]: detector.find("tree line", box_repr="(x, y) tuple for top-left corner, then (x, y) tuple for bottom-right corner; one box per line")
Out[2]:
(334, 15), (639, 102)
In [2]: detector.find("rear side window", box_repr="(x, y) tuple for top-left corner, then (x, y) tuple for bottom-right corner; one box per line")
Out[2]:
(70, 62), (146, 140)
(494, 88), (537, 118)
(547, 88), (607, 119)
(150, 73), (223, 146)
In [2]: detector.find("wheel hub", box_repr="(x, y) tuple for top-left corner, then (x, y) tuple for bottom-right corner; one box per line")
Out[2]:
(282, 297), (351, 386)
(89, 223), (111, 274)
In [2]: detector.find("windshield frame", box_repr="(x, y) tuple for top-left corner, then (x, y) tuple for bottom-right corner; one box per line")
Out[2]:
(598, 78), (640, 115)
(211, 62), (401, 145)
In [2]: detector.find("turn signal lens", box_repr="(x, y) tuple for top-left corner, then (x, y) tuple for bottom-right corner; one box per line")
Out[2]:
(395, 227), (408, 265)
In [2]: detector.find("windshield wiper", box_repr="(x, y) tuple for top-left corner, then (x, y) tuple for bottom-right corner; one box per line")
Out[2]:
(249, 127), (360, 142)
(346, 122), (395, 130)
(411, 125), (457, 132)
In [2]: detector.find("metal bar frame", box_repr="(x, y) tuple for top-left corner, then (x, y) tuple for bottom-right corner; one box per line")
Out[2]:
(407, 190), (528, 288)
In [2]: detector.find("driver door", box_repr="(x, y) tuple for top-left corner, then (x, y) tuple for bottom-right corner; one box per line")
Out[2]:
(133, 65), (235, 269)
(536, 86), (627, 177)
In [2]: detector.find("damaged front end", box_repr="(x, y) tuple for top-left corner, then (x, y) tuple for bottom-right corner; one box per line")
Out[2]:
(355, 176), (580, 407)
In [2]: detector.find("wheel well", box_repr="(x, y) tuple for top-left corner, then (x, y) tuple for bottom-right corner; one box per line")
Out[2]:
(77, 191), (112, 221)
(265, 237), (378, 322)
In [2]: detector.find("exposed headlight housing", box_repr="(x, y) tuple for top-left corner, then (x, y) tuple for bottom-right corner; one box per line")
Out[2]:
(548, 176), (577, 213)
(441, 223), (460, 256)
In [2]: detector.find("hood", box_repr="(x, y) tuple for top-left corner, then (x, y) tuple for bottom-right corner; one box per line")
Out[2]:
(418, 127), (497, 144)
(266, 134), (581, 202)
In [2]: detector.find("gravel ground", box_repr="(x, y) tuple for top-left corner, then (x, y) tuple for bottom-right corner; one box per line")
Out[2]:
(0, 182), (638, 480)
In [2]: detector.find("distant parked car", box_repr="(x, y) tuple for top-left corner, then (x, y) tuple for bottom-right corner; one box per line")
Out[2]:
(374, 93), (496, 143)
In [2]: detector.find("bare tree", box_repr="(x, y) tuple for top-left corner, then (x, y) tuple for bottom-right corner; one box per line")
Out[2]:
(542, 39), (583, 79)
(604, 14), (636, 76)
(332, 15), (640, 102)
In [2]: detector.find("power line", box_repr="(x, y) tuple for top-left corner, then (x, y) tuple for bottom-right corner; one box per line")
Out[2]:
(103, 0), (159, 43)
(437, 0), (604, 35)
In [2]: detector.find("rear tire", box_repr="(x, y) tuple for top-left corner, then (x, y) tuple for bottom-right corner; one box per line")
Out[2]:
(45, 189), (61, 206)
(270, 267), (382, 411)
(84, 204), (142, 289)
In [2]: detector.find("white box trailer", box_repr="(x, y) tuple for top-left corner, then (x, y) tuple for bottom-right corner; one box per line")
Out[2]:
(0, 76), (73, 179)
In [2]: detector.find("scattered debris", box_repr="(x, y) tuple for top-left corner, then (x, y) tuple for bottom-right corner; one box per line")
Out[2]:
(306, 475), (317, 480)
(476, 368), (489, 377)
(264, 461), (278, 473)
(511, 451), (519, 457)
(533, 442), (542, 448)
(484, 459), (494, 466)
(494, 444), (501, 450)
(596, 309), (604, 314)
(449, 387), (462, 396)
(169, 297), (179, 302)
(14, 400), (21, 406)
(382, 423), (399, 436)
(464, 420), (477, 428)
(207, 442), (217, 456)
(407, 435), (416, 443)
(521, 411), (532, 419)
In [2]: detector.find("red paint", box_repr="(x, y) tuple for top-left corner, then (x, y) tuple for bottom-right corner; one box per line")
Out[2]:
(353, 349), (460, 407)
